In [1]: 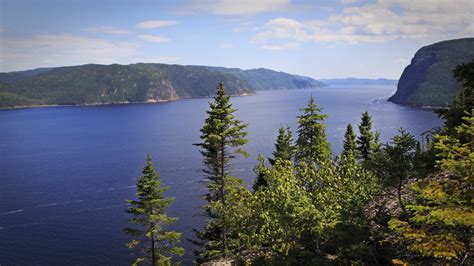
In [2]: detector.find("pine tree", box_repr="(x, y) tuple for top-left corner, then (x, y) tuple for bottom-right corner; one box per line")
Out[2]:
(356, 111), (380, 162)
(124, 155), (184, 266)
(295, 96), (331, 165)
(268, 126), (294, 165)
(193, 82), (248, 261)
(341, 123), (357, 160)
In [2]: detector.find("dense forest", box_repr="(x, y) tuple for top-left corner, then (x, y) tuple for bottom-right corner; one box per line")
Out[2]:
(124, 60), (473, 265)
(0, 64), (325, 109)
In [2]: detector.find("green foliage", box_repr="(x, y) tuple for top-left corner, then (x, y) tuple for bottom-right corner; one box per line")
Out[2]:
(389, 111), (474, 263)
(205, 67), (326, 91)
(253, 155), (269, 191)
(0, 91), (43, 109)
(341, 123), (358, 161)
(372, 128), (418, 214)
(268, 126), (294, 165)
(124, 155), (184, 266)
(193, 82), (249, 261)
(436, 59), (474, 138)
(356, 111), (380, 162)
(0, 64), (327, 109)
(295, 96), (331, 165)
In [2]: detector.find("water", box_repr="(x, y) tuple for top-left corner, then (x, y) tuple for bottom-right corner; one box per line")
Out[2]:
(0, 86), (442, 265)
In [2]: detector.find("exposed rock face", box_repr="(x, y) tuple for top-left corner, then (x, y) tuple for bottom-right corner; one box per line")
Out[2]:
(388, 38), (474, 107)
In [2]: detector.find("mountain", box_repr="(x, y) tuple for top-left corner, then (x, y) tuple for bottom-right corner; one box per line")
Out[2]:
(388, 38), (474, 107)
(320, 78), (397, 86)
(206, 67), (327, 90)
(0, 63), (325, 109)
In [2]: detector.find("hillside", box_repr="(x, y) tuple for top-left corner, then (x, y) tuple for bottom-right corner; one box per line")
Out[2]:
(0, 64), (325, 109)
(206, 67), (327, 90)
(388, 38), (474, 107)
(320, 78), (397, 86)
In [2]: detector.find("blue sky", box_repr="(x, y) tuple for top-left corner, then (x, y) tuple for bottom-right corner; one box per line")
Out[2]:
(0, 0), (472, 78)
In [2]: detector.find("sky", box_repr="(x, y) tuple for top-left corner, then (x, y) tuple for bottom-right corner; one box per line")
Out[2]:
(0, 0), (472, 79)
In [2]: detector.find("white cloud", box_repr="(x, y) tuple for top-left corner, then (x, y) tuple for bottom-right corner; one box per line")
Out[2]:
(176, 0), (292, 16)
(87, 26), (131, 35)
(138, 34), (171, 43)
(255, 0), (474, 45)
(0, 34), (137, 72)
(395, 58), (410, 64)
(136, 20), (177, 29)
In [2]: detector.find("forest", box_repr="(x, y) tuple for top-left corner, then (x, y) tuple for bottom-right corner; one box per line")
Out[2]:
(123, 60), (473, 265)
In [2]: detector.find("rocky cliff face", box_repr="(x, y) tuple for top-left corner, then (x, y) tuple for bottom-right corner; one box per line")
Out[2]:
(388, 38), (474, 107)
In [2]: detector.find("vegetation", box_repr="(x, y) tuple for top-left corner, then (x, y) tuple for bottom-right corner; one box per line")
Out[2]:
(356, 111), (380, 162)
(124, 155), (184, 265)
(192, 82), (249, 261)
(123, 59), (474, 265)
(295, 96), (331, 165)
(389, 38), (474, 107)
(0, 63), (325, 109)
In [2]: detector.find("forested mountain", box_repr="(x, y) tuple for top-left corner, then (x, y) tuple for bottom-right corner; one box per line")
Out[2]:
(388, 38), (474, 107)
(0, 63), (325, 109)
(320, 78), (397, 86)
(206, 67), (327, 90)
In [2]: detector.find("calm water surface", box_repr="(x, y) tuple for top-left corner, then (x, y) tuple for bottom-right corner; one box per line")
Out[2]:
(0, 86), (442, 265)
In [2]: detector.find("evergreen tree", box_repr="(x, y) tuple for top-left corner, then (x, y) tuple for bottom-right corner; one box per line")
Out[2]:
(341, 123), (357, 160)
(295, 96), (331, 165)
(124, 155), (184, 266)
(268, 126), (294, 165)
(389, 110), (474, 263)
(193, 82), (248, 261)
(436, 60), (474, 140)
(357, 111), (380, 162)
(253, 155), (269, 191)
(373, 129), (418, 215)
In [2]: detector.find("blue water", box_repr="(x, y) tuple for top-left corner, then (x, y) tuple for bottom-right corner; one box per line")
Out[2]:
(0, 86), (442, 265)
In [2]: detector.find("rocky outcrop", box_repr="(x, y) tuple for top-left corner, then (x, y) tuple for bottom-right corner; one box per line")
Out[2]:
(388, 38), (474, 107)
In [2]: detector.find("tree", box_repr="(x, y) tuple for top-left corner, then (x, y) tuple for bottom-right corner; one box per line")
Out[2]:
(341, 123), (357, 161)
(295, 96), (331, 165)
(389, 110), (474, 264)
(357, 111), (380, 162)
(193, 82), (249, 261)
(253, 155), (269, 191)
(436, 60), (474, 137)
(124, 155), (184, 266)
(268, 126), (294, 165)
(373, 128), (418, 215)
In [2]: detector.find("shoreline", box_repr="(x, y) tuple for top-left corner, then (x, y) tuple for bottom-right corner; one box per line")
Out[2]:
(0, 92), (256, 111)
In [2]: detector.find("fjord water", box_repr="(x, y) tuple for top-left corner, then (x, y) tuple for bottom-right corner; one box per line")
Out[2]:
(0, 86), (441, 265)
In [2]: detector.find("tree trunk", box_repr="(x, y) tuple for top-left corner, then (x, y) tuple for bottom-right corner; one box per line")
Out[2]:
(220, 139), (228, 257)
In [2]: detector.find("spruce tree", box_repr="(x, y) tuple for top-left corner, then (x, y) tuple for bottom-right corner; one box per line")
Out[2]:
(124, 155), (184, 266)
(193, 82), (248, 261)
(341, 123), (357, 160)
(253, 155), (269, 191)
(268, 126), (294, 165)
(356, 111), (380, 162)
(295, 96), (331, 165)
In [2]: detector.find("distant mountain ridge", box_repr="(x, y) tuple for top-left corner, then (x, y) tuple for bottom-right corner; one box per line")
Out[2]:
(389, 38), (474, 107)
(321, 78), (397, 86)
(0, 63), (326, 109)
